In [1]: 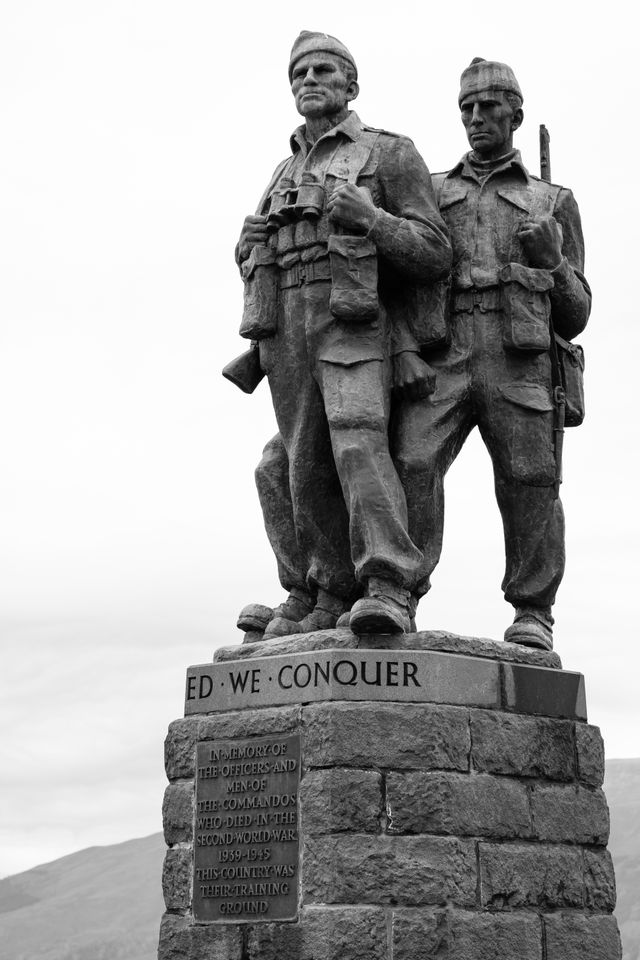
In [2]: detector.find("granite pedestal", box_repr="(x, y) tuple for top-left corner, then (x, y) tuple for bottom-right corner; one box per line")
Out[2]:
(157, 629), (622, 960)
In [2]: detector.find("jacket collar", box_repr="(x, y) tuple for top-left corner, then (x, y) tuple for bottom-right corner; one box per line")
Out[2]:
(447, 148), (531, 184)
(290, 110), (364, 155)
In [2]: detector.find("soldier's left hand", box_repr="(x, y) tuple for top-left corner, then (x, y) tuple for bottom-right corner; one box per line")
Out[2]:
(518, 216), (563, 270)
(327, 183), (378, 233)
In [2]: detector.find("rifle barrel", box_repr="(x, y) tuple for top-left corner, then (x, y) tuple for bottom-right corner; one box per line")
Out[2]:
(539, 124), (551, 183)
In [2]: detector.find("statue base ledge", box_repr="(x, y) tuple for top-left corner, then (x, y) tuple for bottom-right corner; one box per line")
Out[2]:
(214, 626), (561, 670)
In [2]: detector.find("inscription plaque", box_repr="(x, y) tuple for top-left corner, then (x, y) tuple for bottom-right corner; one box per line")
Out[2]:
(193, 732), (300, 923)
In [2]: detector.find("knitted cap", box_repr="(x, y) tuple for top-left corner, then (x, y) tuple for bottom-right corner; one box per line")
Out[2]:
(459, 57), (522, 105)
(289, 31), (357, 81)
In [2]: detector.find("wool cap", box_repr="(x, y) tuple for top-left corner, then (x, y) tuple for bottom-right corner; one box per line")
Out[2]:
(459, 57), (523, 105)
(288, 31), (357, 82)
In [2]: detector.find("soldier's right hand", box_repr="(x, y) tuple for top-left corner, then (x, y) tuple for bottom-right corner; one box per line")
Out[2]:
(393, 352), (437, 400)
(237, 216), (269, 262)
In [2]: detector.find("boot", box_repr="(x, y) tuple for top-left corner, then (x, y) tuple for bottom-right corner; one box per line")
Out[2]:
(264, 589), (348, 639)
(504, 605), (554, 651)
(349, 577), (412, 635)
(237, 588), (314, 643)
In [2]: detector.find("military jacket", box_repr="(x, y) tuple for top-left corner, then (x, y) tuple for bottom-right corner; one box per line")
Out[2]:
(432, 151), (591, 341)
(241, 111), (451, 362)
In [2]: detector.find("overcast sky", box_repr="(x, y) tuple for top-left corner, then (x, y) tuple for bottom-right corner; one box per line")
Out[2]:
(1, 0), (638, 879)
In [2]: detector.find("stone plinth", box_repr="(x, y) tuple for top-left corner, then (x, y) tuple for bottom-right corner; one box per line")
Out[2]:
(157, 631), (622, 960)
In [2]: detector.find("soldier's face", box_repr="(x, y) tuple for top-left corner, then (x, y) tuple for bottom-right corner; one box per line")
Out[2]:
(460, 90), (522, 159)
(291, 53), (357, 120)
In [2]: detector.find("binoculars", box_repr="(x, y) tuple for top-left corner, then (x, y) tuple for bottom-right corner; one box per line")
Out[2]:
(266, 172), (325, 230)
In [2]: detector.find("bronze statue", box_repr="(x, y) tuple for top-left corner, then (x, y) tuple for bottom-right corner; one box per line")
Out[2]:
(228, 32), (450, 639)
(393, 58), (591, 650)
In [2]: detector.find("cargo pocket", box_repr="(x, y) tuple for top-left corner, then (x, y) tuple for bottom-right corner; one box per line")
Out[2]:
(499, 383), (556, 485)
(328, 234), (379, 324)
(500, 263), (553, 354)
(239, 245), (278, 340)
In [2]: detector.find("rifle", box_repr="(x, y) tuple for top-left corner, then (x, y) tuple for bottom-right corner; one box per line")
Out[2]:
(540, 123), (565, 497)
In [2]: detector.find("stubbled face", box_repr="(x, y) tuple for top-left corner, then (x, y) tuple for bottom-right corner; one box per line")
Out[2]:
(460, 89), (522, 160)
(290, 52), (357, 120)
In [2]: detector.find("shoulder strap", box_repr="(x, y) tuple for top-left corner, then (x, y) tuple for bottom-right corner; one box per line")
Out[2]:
(256, 156), (294, 215)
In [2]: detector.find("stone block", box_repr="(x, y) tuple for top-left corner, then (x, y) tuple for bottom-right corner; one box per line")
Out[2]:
(575, 722), (605, 786)
(386, 771), (531, 838)
(479, 842), (583, 909)
(162, 846), (192, 912)
(300, 768), (382, 835)
(584, 848), (617, 911)
(158, 914), (243, 960)
(392, 908), (449, 959)
(502, 663), (586, 719)
(303, 834), (476, 906)
(246, 905), (387, 960)
(451, 911), (542, 960)
(470, 711), (575, 780)
(163, 782), (194, 845)
(165, 718), (199, 781)
(392, 908), (543, 960)
(303, 702), (470, 771)
(197, 704), (301, 741)
(544, 913), (622, 960)
(531, 783), (609, 843)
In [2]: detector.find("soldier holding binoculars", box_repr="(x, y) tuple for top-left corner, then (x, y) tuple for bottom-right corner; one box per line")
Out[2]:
(233, 31), (450, 639)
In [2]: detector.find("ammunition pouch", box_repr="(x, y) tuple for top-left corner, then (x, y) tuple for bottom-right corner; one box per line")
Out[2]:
(239, 245), (278, 340)
(500, 263), (554, 354)
(328, 234), (379, 324)
(554, 333), (585, 427)
(410, 280), (451, 351)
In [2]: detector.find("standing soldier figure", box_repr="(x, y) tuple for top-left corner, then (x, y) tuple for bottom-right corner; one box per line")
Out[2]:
(233, 32), (450, 638)
(394, 58), (591, 650)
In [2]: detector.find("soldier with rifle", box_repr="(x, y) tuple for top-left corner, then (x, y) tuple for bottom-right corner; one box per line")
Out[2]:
(393, 58), (591, 650)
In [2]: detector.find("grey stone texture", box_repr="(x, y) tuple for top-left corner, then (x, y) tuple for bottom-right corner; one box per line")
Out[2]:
(163, 782), (194, 845)
(575, 722), (606, 786)
(386, 771), (531, 838)
(303, 701), (470, 771)
(158, 914), (243, 960)
(246, 906), (387, 960)
(544, 914), (622, 960)
(303, 834), (476, 906)
(162, 846), (192, 912)
(470, 710), (576, 780)
(159, 658), (622, 960)
(531, 782), (610, 843)
(300, 768), (383, 834)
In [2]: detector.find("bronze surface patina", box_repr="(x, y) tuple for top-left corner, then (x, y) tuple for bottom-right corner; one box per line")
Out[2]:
(225, 50), (590, 652)
(226, 31), (450, 640)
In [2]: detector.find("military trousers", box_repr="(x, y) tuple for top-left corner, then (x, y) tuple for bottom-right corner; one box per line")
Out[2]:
(392, 293), (565, 609)
(257, 278), (422, 601)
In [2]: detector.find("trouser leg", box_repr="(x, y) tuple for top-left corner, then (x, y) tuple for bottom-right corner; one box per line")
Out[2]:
(318, 359), (423, 591)
(255, 434), (308, 595)
(478, 343), (565, 609)
(393, 391), (473, 599)
(259, 290), (356, 602)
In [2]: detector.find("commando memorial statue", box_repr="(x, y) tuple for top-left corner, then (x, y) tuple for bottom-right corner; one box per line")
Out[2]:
(158, 36), (623, 960)
(226, 45), (590, 653)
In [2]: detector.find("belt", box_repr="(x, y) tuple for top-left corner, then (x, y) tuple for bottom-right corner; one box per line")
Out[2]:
(279, 259), (332, 289)
(452, 287), (501, 313)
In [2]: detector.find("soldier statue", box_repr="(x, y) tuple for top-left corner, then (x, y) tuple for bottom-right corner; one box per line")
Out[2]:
(393, 58), (591, 650)
(228, 32), (450, 639)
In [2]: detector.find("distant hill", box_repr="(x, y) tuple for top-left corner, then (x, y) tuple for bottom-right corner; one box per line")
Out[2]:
(605, 758), (640, 960)
(0, 761), (637, 960)
(0, 833), (164, 960)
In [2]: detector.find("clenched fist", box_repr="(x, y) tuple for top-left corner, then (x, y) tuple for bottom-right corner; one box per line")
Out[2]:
(237, 215), (270, 262)
(327, 183), (378, 234)
(518, 216), (563, 271)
